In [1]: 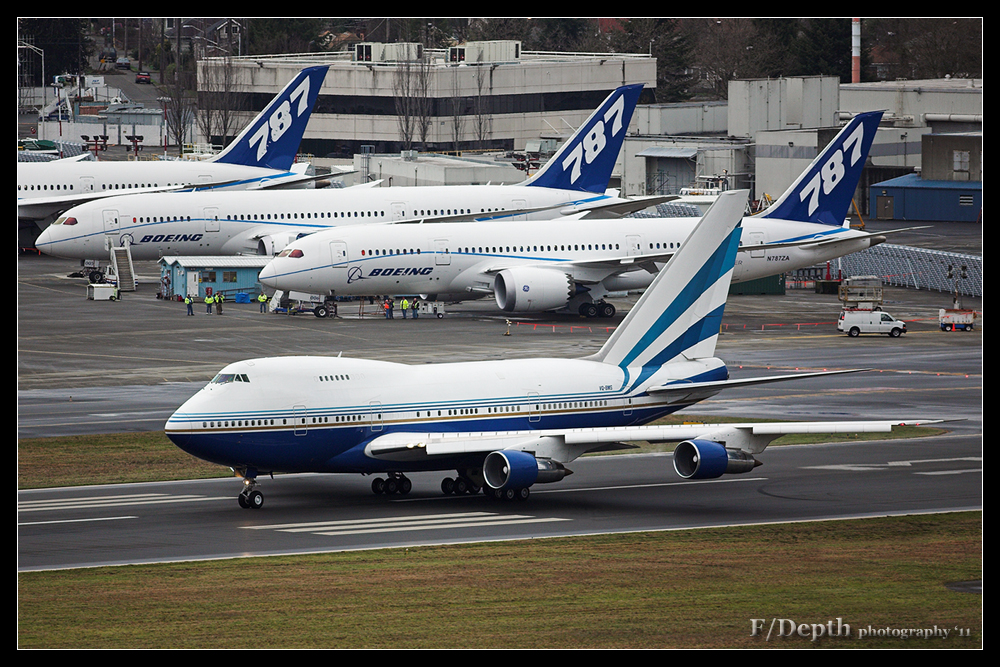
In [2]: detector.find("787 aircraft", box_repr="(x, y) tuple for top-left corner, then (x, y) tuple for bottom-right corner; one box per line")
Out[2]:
(36, 84), (660, 260)
(164, 190), (935, 509)
(18, 65), (331, 233)
(259, 111), (895, 317)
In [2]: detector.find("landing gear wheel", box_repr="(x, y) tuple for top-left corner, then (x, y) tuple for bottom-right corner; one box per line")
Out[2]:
(384, 477), (399, 494)
(454, 477), (469, 495)
(441, 477), (455, 495)
(599, 302), (616, 318)
(516, 486), (530, 501)
(247, 490), (264, 509)
(580, 303), (598, 318)
(399, 477), (412, 495)
(238, 493), (250, 509)
(372, 478), (385, 494)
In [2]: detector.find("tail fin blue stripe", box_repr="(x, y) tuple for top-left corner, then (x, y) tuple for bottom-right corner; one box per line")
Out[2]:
(214, 65), (329, 171)
(760, 110), (883, 226)
(622, 302), (729, 392)
(617, 227), (741, 369)
(523, 84), (643, 194)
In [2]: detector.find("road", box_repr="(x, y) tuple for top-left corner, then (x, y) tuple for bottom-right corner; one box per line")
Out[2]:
(18, 250), (982, 571)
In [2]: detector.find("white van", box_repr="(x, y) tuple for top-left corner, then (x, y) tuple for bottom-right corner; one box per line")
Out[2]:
(837, 310), (907, 337)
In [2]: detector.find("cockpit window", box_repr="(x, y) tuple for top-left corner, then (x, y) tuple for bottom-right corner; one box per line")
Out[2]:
(211, 373), (250, 384)
(53, 217), (78, 226)
(277, 248), (304, 258)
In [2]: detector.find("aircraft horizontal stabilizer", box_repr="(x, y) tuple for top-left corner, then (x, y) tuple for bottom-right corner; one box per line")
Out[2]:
(568, 195), (678, 218)
(647, 368), (870, 397)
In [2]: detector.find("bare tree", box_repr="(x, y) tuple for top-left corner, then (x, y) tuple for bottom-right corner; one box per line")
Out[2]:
(162, 83), (195, 150)
(393, 56), (430, 150)
(685, 18), (783, 100)
(448, 67), (466, 152)
(197, 56), (246, 149)
(472, 57), (493, 150)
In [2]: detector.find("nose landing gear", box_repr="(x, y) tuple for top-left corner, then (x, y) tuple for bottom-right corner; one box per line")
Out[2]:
(238, 478), (264, 510)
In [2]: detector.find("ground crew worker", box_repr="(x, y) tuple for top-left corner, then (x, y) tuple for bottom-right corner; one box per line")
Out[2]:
(411, 297), (419, 319)
(185, 295), (194, 316)
(401, 297), (409, 319)
(205, 293), (214, 314)
(216, 292), (224, 315)
(258, 292), (268, 313)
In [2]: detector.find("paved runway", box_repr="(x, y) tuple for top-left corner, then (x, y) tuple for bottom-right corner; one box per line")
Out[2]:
(17, 242), (982, 571)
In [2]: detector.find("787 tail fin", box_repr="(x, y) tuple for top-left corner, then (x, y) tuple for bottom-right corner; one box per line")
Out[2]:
(760, 110), (883, 227)
(213, 65), (329, 172)
(522, 84), (643, 194)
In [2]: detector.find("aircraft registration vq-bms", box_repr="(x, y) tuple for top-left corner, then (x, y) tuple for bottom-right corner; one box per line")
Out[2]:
(259, 110), (901, 317)
(165, 189), (938, 509)
(18, 65), (331, 233)
(35, 84), (660, 260)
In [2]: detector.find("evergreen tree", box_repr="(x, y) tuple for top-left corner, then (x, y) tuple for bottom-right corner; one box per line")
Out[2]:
(18, 18), (92, 83)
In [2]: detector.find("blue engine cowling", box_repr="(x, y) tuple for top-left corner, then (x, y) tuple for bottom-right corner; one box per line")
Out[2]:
(483, 450), (540, 490)
(672, 439), (759, 480)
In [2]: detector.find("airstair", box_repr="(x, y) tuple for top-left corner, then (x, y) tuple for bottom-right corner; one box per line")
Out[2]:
(109, 241), (136, 292)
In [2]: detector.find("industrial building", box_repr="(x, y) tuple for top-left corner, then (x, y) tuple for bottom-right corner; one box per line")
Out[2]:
(195, 46), (982, 218)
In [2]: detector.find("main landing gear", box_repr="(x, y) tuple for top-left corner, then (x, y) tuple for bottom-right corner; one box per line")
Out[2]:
(371, 473), (412, 495)
(578, 301), (616, 319)
(442, 475), (531, 501)
(441, 475), (480, 495)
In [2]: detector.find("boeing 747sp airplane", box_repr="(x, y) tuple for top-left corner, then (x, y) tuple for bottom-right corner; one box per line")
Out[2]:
(165, 190), (936, 509)
(36, 84), (658, 260)
(259, 111), (895, 317)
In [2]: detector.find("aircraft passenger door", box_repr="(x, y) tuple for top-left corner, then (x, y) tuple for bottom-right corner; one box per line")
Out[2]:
(102, 210), (120, 250)
(745, 231), (766, 258)
(433, 239), (451, 265)
(330, 241), (349, 270)
(527, 392), (540, 423)
(390, 203), (407, 220)
(626, 235), (642, 257)
(102, 209), (120, 235)
(369, 401), (383, 432)
(79, 176), (95, 193)
(293, 405), (308, 436)
(623, 397), (633, 417)
(203, 207), (220, 233)
(510, 198), (528, 221)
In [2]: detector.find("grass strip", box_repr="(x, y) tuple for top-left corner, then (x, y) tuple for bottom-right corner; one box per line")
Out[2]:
(18, 511), (981, 649)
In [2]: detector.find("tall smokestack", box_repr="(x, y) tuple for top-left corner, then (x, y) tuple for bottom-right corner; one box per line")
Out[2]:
(852, 18), (861, 83)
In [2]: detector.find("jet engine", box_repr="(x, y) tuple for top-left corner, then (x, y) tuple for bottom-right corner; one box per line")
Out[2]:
(483, 450), (570, 490)
(494, 267), (574, 312)
(672, 439), (760, 480)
